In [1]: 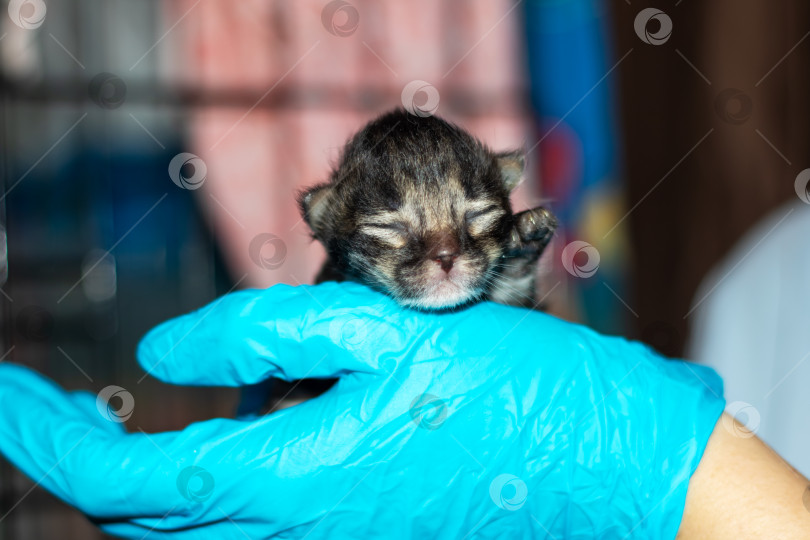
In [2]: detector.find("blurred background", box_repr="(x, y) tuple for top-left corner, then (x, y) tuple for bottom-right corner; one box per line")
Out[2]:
(1, 0), (808, 537)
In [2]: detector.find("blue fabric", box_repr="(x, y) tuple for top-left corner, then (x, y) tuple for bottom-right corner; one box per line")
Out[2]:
(524, 0), (620, 225)
(523, 0), (628, 336)
(0, 282), (724, 538)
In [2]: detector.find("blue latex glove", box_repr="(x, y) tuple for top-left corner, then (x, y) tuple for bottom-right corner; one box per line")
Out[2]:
(0, 282), (724, 539)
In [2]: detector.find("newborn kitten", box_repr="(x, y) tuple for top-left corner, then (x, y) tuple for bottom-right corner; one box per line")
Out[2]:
(299, 109), (557, 309)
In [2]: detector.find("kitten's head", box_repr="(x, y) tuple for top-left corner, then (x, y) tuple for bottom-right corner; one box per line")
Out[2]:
(299, 109), (525, 309)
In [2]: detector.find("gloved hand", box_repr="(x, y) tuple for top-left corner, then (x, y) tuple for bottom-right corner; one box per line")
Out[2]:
(0, 282), (724, 539)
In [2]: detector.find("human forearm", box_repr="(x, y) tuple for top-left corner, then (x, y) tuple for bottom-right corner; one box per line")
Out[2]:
(678, 413), (810, 538)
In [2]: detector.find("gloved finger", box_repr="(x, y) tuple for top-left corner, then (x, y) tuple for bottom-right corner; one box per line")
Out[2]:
(0, 363), (289, 531)
(136, 281), (412, 386)
(0, 363), (179, 520)
(66, 389), (129, 434)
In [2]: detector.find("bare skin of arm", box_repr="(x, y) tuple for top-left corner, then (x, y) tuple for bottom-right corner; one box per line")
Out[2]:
(677, 413), (810, 538)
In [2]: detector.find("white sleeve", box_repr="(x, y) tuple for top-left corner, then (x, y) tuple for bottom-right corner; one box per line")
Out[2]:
(687, 201), (810, 477)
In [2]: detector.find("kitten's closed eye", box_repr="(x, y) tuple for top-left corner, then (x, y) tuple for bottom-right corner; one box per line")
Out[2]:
(358, 221), (410, 248)
(465, 204), (505, 236)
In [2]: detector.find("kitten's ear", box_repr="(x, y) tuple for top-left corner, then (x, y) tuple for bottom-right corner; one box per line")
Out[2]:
(298, 184), (334, 238)
(494, 149), (525, 192)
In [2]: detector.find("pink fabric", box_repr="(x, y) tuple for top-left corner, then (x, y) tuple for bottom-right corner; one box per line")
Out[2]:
(166, 0), (534, 288)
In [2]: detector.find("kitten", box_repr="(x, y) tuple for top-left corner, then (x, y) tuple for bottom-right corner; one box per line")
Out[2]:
(299, 109), (557, 309)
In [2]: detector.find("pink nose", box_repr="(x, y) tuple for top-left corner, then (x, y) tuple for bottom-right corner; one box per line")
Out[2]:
(428, 233), (460, 273)
(435, 252), (458, 273)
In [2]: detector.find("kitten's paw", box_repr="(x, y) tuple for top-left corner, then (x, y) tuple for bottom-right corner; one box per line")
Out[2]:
(514, 207), (557, 245)
(502, 207), (557, 261)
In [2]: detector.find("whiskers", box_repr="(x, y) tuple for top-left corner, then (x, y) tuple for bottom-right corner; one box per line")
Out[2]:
(477, 270), (537, 306)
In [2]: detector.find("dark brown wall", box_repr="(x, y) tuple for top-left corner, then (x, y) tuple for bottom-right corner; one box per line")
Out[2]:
(610, 0), (808, 356)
